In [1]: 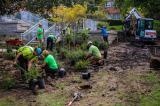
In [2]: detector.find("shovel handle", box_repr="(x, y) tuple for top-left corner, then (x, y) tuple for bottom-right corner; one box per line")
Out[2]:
(67, 96), (77, 106)
(14, 64), (26, 72)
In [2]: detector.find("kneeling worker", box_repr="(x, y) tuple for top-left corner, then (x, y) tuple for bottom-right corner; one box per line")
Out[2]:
(46, 33), (57, 51)
(86, 41), (103, 65)
(41, 50), (58, 77)
(14, 46), (42, 77)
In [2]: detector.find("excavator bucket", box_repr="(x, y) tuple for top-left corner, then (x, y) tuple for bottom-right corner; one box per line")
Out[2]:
(149, 46), (160, 70)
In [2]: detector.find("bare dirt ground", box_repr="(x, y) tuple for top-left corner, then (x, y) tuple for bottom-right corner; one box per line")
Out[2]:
(0, 42), (159, 106)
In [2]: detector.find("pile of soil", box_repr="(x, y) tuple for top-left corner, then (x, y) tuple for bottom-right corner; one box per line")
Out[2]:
(108, 43), (150, 70)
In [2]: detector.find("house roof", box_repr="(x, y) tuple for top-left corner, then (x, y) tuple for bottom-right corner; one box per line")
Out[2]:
(105, 7), (120, 14)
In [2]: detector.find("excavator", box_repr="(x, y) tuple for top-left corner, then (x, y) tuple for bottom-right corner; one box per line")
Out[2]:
(124, 8), (160, 69)
(124, 8), (157, 42)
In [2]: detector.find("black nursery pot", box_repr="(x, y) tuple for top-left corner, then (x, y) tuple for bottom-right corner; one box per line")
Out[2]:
(29, 77), (45, 94)
(29, 79), (37, 92)
(82, 72), (91, 80)
(37, 77), (45, 89)
(58, 69), (66, 78)
(70, 60), (75, 65)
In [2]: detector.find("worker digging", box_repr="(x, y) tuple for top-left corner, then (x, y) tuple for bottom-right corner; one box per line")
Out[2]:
(0, 3), (159, 105)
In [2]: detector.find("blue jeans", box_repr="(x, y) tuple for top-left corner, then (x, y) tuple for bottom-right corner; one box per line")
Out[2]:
(103, 36), (108, 42)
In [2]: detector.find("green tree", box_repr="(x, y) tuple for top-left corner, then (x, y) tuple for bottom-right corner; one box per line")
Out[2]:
(0, 0), (24, 15)
(115, 0), (160, 19)
(0, 0), (106, 18)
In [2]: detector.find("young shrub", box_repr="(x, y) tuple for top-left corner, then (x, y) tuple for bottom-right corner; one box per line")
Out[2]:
(25, 67), (40, 80)
(1, 78), (16, 90)
(93, 40), (100, 48)
(7, 47), (12, 53)
(65, 34), (73, 43)
(75, 33), (84, 45)
(64, 34), (74, 48)
(80, 43), (88, 50)
(58, 61), (65, 68)
(66, 49), (87, 65)
(51, 49), (58, 59)
(0, 72), (16, 90)
(75, 60), (90, 71)
(59, 48), (69, 59)
(80, 28), (89, 41)
(3, 52), (15, 60)
(99, 42), (109, 50)
(76, 29), (89, 44)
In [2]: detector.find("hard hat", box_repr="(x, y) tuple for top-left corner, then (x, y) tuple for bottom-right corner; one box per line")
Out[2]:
(87, 41), (92, 45)
(35, 48), (42, 56)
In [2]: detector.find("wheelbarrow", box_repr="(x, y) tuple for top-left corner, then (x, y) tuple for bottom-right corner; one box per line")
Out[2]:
(6, 38), (23, 46)
(5, 38), (23, 52)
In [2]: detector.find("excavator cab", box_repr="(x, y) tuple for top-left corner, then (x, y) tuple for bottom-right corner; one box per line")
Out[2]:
(136, 18), (156, 41)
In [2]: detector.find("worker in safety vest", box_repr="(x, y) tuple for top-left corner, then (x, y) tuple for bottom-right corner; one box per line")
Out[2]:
(14, 46), (42, 77)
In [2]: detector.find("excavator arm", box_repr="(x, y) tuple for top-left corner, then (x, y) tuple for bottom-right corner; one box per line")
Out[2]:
(125, 8), (142, 20)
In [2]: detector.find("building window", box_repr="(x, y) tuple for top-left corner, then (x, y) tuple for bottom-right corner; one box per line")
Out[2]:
(105, 1), (114, 8)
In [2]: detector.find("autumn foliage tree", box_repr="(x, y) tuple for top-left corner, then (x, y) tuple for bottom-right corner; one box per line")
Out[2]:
(51, 4), (87, 23)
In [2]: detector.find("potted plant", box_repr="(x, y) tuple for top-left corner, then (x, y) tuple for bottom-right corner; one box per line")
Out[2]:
(25, 67), (45, 93)
(74, 60), (90, 72)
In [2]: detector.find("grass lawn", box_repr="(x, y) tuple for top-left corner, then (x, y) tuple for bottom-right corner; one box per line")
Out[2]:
(107, 25), (123, 31)
(0, 93), (67, 106)
(97, 21), (123, 31)
(139, 72), (160, 106)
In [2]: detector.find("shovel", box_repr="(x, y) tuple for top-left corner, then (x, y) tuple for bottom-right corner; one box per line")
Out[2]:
(67, 92), (82, 106)
(14, 64), (27, 80)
